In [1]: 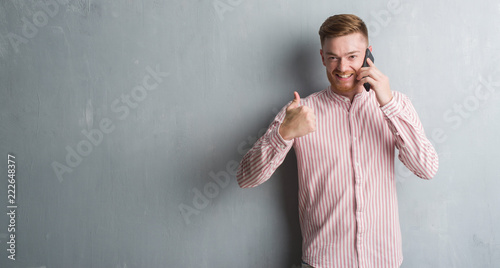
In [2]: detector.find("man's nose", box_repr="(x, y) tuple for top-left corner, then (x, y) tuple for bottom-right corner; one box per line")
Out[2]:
(336, 59), (349, 72)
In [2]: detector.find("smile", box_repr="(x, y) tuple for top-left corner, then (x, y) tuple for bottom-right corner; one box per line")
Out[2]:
(335, 73), (354, 80)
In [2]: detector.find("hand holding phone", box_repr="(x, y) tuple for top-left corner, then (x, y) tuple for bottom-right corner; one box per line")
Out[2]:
(362, 48), (374, 91)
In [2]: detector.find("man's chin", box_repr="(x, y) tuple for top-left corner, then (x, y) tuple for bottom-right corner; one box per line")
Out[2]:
(327, 75), (362, 93)
(331, 83), (357, 92)
(335, 86), (354, 92)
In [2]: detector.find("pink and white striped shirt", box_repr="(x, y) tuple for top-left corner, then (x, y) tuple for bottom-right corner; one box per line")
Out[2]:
(237, 87), (439, 268)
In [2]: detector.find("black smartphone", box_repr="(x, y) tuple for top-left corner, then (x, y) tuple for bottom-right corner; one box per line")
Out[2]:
(362, 48), (374, 91)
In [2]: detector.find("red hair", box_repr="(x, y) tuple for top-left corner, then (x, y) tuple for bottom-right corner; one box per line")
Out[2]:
(319, 14), (368, 47)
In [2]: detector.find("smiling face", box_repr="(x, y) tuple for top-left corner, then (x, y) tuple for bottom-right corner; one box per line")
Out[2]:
(320, 32), (369, 97)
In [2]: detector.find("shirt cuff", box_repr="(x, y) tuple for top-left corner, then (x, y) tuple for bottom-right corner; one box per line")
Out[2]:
(379, 96), (402, 119)
(269, 125), (293, 151)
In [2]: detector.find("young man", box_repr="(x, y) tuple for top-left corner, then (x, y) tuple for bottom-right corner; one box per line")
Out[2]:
(237, 14), (438, 268)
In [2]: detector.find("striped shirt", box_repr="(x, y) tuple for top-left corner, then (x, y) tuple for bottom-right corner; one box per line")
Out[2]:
(237, 87), (439, 268)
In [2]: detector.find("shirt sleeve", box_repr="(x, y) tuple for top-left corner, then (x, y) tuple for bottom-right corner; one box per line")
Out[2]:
(380, 93), (439, 179)
(236, 105), (294, 188)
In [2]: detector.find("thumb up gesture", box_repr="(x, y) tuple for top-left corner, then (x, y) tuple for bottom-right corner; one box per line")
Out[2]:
(279, 92), (316, 140)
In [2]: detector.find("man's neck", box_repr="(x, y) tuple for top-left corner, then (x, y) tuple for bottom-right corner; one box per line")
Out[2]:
(330, 86), (364, 103)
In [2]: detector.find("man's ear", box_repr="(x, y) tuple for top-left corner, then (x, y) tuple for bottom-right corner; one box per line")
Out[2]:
(368, 45), (372, 52)
(320, 49), (326, 66)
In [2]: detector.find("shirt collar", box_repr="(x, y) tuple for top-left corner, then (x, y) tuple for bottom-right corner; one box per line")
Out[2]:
(325, 86), (368, 109)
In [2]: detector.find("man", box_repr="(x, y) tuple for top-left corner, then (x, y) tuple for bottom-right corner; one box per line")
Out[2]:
(237, 14), (438, 268)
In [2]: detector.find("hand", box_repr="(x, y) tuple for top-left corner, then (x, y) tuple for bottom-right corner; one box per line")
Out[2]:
(357, 58), (393, 106)
(279, 92), (316, 140)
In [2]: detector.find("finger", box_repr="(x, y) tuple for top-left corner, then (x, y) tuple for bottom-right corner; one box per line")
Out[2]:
(366, 57), (375, 67)
(293, 91), (300, 102)
(360, 76), (376, 90)
(288, 91), (301, 110)
(357, 69), (371, 81)
(357, 67), (380, 81)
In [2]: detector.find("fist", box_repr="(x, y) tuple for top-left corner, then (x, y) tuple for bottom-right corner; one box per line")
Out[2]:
(279, 92), (316, 140)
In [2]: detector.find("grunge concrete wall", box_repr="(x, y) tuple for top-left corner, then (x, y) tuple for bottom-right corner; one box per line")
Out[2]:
(1, 0), (499, 267)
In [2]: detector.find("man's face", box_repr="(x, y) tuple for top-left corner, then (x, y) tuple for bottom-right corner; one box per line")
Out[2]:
(320, 33), (370, 94)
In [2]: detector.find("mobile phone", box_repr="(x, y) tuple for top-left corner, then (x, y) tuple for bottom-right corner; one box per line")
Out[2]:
(362, 48), (374, 91)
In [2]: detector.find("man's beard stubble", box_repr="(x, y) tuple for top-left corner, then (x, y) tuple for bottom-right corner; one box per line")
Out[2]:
(327, 69), (359, 92)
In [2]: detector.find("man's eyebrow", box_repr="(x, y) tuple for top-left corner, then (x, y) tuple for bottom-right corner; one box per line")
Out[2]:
(324, 50), (361, 56)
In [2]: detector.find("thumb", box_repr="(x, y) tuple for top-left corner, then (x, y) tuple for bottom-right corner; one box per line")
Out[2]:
(287, 91), (301, 110)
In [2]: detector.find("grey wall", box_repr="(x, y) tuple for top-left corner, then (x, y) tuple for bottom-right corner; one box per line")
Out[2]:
(1, 0), (499, 267)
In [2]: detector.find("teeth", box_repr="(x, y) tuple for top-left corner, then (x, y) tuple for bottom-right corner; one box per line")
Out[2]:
(337, 74), (352, 78)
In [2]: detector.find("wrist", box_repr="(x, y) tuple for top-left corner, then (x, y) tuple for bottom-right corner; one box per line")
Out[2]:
(279, 124), (293, 141)
(378, 92), (393, 107)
